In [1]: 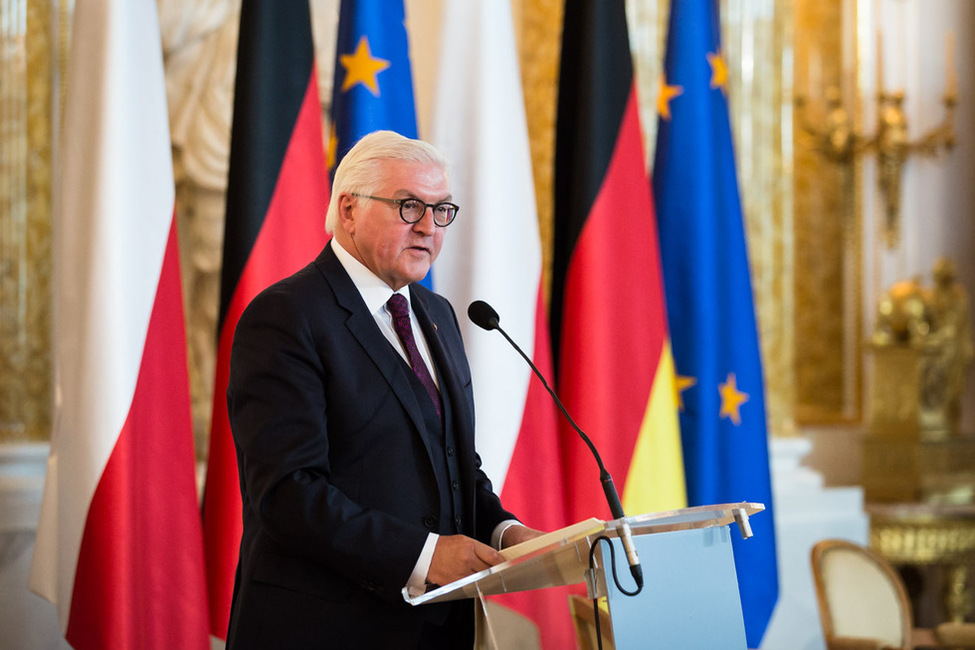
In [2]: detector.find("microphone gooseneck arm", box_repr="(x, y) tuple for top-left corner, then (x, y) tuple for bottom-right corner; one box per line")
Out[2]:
(467, 300), (643, 590)
(491, 326), (617, 504)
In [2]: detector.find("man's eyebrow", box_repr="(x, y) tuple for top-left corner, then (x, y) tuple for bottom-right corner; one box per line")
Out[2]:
(391, 190), (453, 202)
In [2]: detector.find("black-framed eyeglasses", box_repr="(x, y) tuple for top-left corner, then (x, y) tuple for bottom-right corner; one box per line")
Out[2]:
(351, 193), (459, 227)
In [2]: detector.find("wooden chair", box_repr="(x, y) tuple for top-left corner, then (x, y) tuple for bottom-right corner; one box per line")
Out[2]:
(811, 539), (975, 650)
(568, 593), (614, 650)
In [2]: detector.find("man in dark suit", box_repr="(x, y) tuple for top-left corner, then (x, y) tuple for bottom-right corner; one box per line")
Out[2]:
(225, 130), (540, 648)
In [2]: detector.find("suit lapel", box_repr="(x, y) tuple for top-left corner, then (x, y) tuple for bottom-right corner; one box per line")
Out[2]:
(411, 288), (476, 471)
(316, 244), (477, 516)
(411, 291), (457, 415)
(317, 245), (431, 446)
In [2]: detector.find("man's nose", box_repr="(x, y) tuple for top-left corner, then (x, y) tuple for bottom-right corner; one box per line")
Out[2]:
(412, 206), (437, 233)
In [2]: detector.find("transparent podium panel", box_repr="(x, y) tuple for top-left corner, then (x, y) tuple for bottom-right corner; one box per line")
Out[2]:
(600, 526), (748, 649)
(403, 502), (763, 608)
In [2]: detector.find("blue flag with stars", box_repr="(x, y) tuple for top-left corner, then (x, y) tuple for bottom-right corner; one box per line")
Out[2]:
(652, 0), (778, 646)
(328, 0), (428, 285)
(329, 0), (416, 160)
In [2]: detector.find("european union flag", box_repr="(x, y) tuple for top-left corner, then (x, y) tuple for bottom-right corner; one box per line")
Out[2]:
(329, 0), (417, 164)
(652, 1), (779, 646)
(328, 0), (426, 285)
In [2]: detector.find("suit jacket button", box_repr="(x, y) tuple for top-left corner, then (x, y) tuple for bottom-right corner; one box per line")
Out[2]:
(423, 516), (437, 529)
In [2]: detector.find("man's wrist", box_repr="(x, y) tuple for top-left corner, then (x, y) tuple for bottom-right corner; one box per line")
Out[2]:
(491, 519), (523, 550)
(405, 532), (439, 596)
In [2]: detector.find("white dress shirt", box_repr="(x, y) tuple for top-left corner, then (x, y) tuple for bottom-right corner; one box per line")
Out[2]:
(331, 239), (519, 596)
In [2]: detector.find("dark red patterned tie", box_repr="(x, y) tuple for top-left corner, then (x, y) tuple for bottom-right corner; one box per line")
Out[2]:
(387, 294), (442, 417)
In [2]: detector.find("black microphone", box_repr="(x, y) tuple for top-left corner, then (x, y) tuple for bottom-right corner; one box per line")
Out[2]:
(467, 300), (643, 589)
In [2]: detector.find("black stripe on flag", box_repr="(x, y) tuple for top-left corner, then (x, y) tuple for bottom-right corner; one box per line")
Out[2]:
(551, 0), (634, 368)
(220, 0), (316, 330)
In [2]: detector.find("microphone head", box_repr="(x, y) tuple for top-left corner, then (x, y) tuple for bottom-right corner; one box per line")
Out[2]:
(468, 300), (500, 331)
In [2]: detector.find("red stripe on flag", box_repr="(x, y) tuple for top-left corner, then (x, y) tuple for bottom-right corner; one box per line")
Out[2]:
(496, 284), (574, 649)
(204, 71), (329, 638)
(500, 286), (566, 527)
(560, 87), (666, 521)
(66, 218), (208, 650)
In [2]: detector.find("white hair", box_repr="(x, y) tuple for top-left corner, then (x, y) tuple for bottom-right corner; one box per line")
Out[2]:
(325, 130), (450, 234)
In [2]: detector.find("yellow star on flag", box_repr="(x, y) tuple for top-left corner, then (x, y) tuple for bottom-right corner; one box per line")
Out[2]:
(339, 36), (390, 96)
(718, 372), (749, 425)
(675, 375), (697, 411)
(657, 74), (683, 120)
(326, 123), (338, 171)
(707, 50), (729, 92)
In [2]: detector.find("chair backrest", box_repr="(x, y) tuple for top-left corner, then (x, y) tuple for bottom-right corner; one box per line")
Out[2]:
(810, 539), (912, 649)
(568, 594), (614, 650)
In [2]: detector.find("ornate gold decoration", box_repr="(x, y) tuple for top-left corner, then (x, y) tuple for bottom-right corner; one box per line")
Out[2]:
(873, 88), (956, 248)
(870, 258), (974, 440)
(795, 33), (957, 248)
(869, 502), (975, 623)
(795, 87), (863, 164)
(864, 259), (975, 504)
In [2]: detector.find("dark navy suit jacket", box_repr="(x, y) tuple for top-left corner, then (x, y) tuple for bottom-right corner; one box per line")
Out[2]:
(225, 242), (513, 648)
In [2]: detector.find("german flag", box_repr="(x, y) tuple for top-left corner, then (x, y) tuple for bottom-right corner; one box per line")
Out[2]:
(552, 0), (685, 524)
(202, 0), (329, 639)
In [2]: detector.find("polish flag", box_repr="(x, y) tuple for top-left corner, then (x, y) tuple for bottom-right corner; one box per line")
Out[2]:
(30, 1), (210, 648)
(429, 2), (570, 647)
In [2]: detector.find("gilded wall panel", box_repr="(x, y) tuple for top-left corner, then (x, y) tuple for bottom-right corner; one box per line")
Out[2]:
(793, 0), (863, 424)
(0, 0), (55, 442)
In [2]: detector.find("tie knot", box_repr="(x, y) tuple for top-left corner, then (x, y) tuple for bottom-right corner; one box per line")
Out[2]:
(387, 293), (410, 321)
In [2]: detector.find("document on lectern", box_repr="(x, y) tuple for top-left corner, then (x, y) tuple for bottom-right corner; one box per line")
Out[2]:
(499, 517), (605, 561)
(404, 517), (606, 606)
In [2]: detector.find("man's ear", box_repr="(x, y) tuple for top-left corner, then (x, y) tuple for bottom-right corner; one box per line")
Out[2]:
(337, 193), (355, 233)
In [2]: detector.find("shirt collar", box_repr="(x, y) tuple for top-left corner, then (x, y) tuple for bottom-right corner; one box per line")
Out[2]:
(331, 238), (410, 315)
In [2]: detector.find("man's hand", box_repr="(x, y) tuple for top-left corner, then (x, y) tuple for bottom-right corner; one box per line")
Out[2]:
(426, 534), (504, 587)
(499, 524), (544, 549)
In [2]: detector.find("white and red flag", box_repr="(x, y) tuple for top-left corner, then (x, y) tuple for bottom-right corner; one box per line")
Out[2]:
(30, 1), (210, 647)
(428, 2), (570, 646)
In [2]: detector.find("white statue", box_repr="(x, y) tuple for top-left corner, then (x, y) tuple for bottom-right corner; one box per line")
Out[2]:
(158, 0), (340, 454)
(159, 0), (241, 453)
